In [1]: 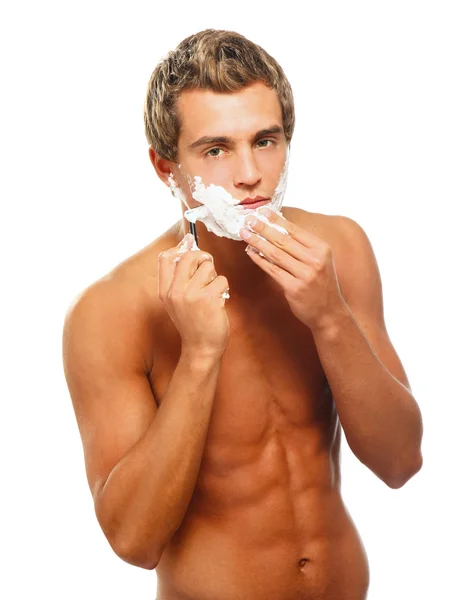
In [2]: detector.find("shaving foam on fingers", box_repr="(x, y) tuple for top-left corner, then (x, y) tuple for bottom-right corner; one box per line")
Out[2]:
(173, 233), (200, 263)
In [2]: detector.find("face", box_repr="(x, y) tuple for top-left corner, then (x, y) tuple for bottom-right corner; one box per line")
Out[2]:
(171, 81), (288, 209)
(150, 80), (290, 242)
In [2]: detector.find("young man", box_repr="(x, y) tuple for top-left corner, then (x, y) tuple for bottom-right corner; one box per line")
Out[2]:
(62, 29), (423, 600)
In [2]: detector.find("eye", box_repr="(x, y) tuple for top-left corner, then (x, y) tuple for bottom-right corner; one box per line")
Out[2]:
(205, 139), (274, 157)
(257, 139), (274, 148)
(206, 147), (224, 157)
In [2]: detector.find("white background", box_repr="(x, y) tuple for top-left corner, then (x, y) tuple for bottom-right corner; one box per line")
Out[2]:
(1, 1), (470, 598)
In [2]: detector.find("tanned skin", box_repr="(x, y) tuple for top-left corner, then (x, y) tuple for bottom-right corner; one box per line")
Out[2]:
(63, 81), (422, 600)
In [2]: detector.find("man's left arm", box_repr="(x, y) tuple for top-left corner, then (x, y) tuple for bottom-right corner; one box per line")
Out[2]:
(240, 208), (423, 489)
(307, 216), (423, 489)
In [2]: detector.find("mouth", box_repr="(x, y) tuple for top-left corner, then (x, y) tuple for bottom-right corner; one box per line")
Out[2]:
(238, 198), (271, 210)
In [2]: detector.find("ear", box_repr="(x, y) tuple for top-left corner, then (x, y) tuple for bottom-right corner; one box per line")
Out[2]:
(148, 146), (177, 188)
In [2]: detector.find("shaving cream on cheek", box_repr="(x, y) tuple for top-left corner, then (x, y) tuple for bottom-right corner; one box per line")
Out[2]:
(168, 170), (190, 209)
(178, 152), (291, 242)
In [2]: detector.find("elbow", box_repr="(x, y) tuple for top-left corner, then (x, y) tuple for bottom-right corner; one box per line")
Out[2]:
(95, 496), (163, 570)
(113, 536), (163, 570)
(386, 452), (423, 489)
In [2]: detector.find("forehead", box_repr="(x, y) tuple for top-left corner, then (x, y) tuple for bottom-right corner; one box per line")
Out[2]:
(177, 81), (283, 141)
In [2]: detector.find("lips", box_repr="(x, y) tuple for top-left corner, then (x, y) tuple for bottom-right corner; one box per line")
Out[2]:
(238, 196), (270, 209)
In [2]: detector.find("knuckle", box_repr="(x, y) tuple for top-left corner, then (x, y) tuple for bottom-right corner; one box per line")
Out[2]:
(272, 250), (284, 263)
(291, 281), (305, 297)
(317, 255), (328, 270)
(311, 253), (325, 269)
(306, 267), (317, 281)
(158, 250), (170, 261)
(206, 262), (217, 275)
(168, 287), (179, 301)
(180, 250), (211, 263)
(276, 235), (288, 249)
(200, 253), (214, 264)
(177, 250), (192, 263)
(185, 291), (198, 305)
(322, 244), (331, 258)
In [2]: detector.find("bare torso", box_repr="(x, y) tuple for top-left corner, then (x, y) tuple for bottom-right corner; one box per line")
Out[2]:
(118, 207), (370, 600)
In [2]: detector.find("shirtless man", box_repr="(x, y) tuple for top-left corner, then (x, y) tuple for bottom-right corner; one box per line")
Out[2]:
(62, 29), (424, 600)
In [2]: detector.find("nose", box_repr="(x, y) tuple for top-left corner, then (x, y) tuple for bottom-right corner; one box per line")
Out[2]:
(233, 149), (262, 189)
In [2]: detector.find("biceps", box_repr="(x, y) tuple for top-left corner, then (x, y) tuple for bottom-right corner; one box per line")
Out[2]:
(77, 370), (159, 500)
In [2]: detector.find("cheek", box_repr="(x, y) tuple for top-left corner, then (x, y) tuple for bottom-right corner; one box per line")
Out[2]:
(197, 161), (234, 187)
(173, 178), (200, 209)
(173, 165), (201, 206)
(180, 159), (232, 189)
(260, 147), (287, 178)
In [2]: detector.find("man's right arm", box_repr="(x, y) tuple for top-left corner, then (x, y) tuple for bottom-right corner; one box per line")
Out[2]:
(62, 281), (222, 570)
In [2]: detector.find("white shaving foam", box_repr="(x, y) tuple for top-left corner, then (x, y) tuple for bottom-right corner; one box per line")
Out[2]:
(167, 151), (291, 243)
(173, 232), (199, 263)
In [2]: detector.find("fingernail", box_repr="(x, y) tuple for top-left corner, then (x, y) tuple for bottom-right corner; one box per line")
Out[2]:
(244, 216), (257, 228)
(259, 207), (272, 218)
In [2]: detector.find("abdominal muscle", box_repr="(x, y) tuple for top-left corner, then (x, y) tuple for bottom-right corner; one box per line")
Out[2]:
(154, 423), (370, 600)
(147, 242), (370, 599)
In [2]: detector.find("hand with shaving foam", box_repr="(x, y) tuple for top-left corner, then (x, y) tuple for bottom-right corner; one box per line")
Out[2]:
(240, 207), (347, 332)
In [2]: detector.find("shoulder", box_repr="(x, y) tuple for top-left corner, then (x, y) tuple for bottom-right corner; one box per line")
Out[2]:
(281, 205), (368, 243)
(279, 206), (374, 297)
(70, 220), (181, 311)
(63, 226), (179, 375)
(280, 205), (350, 249)
(63, 275), (154, 376)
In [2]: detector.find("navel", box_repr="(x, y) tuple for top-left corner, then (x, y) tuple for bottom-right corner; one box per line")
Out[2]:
(298, 557), (309, 569)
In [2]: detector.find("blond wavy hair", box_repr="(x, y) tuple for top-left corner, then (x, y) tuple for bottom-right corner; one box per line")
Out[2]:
(143, 29), (295, 162)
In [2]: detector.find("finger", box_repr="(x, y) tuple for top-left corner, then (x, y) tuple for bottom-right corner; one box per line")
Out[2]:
(257, 207), (320, 249)
(246, 246), (296, 289)
(158, 248), (180, 300)
(242, 233), (305, 278)
(242, 216), (314, 265)
(158, 237), (208, 298)
(188, 258), (217, 290)
(172, 250), (214, 291)
(204, 274), (230, 301)
(174, 233), (198, 259)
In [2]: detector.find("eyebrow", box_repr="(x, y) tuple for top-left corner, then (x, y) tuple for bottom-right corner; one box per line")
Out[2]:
(188, 125), (284, 150)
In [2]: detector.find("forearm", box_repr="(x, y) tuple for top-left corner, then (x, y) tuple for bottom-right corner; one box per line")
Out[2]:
(96, 349), (222, 568)
(311, 302), (423, 487)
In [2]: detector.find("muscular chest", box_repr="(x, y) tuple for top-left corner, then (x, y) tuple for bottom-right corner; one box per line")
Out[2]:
(148, 290), (334, 442)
